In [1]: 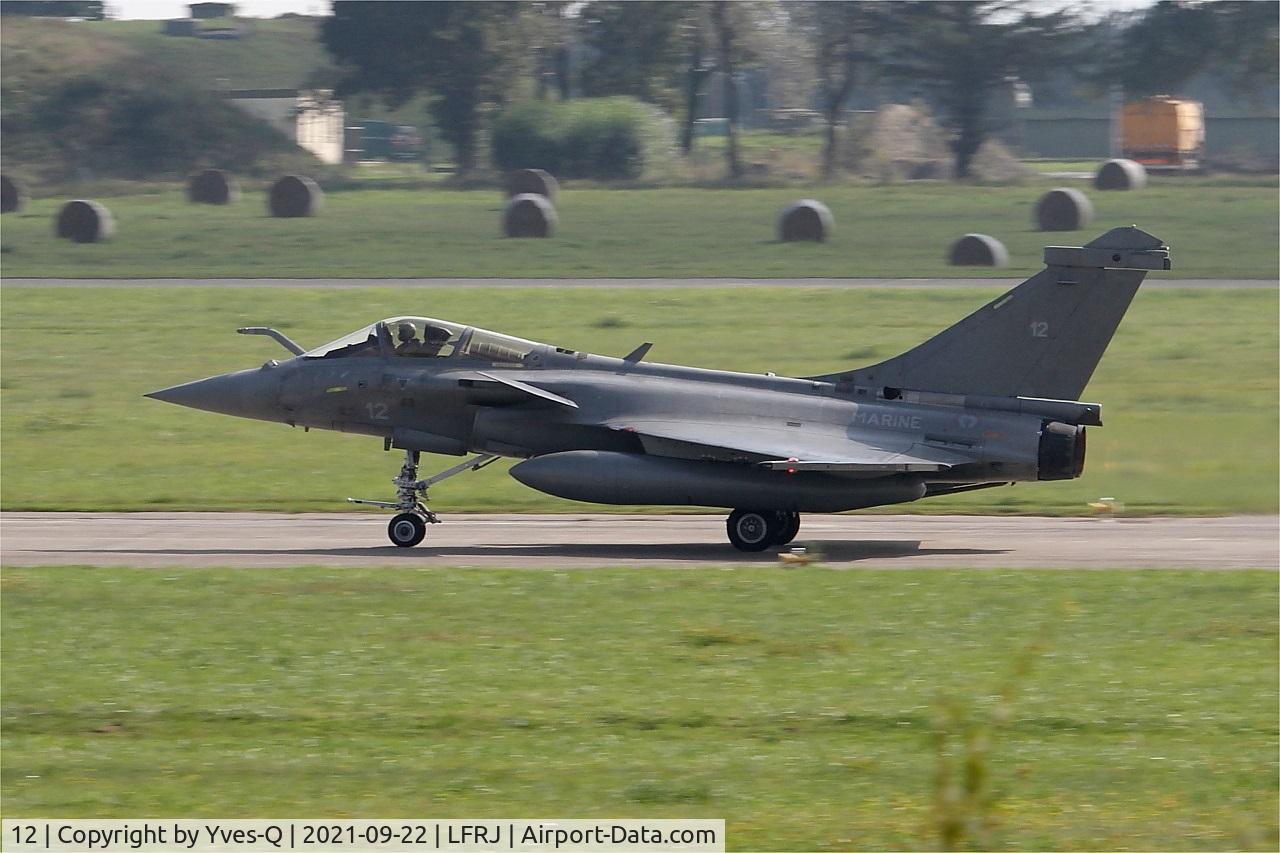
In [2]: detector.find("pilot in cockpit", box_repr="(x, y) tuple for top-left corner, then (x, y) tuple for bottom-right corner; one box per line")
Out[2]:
(421, 325), (451, 356)
(395, 321), (422, 354)
(396, 321), (451, 357)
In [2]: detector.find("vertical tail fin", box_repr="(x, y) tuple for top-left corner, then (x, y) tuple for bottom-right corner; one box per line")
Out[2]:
(810, 227), (1171, 401)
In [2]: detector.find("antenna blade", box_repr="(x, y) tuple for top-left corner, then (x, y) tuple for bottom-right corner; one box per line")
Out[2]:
(622, 342), (653, 363)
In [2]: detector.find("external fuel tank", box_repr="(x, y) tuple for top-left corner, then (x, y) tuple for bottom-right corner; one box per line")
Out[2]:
(510, 450), (926, 513)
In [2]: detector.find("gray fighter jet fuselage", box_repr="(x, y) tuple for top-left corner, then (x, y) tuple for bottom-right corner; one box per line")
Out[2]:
(148, 227), (1171, 550)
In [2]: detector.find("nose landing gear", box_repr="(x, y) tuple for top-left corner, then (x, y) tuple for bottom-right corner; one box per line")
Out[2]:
(349, 449), (498, 547)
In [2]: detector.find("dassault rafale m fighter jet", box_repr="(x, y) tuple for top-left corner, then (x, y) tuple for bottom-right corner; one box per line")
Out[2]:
(148, 226), (1170, 551)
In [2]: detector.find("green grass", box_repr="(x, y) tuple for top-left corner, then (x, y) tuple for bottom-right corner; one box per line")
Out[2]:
(1, 181), (1276, 278)
(1, 16), (327, 92)
(1023, 160), (1106, 173)
(2, 567), (1276, 850)
(1, 285), (1275, 515)
(108, 18), (328, 91)
(695, 128), (826, 157)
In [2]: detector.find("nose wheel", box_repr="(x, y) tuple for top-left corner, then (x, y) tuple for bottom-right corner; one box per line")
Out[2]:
(349, 449), (498, 548)
(388, 513), (427, 547)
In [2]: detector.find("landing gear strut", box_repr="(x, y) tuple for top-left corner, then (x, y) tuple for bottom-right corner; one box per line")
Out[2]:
(726, 509), (801, 552)
(349, 449), (498, 547)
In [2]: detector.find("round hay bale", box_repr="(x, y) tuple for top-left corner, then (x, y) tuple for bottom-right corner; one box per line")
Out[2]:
(843, 103), (950, 180)
(969, 138), (1034, 184)
(188, 169), (240, 205)
(778, 199), (833, 242)
(54, 200), (114, 243)
(503, 193), (557, 238)
(1035, 187), (1094, 232)
(268, 174), (323, 218)
(1094, 158), (1147, 191)
(948, 233), (1009, 267)
(505, 168), (559, 202)
(1, 174), (27, 213)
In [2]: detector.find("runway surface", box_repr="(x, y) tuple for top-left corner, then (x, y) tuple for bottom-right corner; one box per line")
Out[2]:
(2, 513), (1275, 570)
(4, 278), (1274, 290)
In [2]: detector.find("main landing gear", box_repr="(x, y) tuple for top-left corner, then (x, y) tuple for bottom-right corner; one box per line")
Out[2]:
(349, 449), (498, 547)
(726, 508), (801, 552)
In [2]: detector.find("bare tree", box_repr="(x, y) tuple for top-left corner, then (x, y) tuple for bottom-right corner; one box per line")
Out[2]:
(678, 5), (712, 154)
(529, 2), (572, 100)
(709, 1), (742, 178)
(884, 2), (1074, 179)
(805, 2), (865, 180)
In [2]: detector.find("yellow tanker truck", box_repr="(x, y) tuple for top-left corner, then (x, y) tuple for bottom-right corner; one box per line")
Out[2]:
(1121, 96), (1205, 170)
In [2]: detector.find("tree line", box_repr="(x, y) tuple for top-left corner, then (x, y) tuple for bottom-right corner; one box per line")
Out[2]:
(317, 1), (1274, 180)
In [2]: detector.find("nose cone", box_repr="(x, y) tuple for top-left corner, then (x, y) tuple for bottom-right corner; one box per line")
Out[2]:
(146, 366), (284, 422)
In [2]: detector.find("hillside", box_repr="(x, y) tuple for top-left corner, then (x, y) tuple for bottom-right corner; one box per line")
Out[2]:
(0, 15), (328, 91)
(0, 15), (448, 188)
(0, 16), (336, 187)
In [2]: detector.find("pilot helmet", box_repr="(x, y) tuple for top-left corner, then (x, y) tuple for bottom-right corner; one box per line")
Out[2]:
(396, 321), (418, 343)
(424, 326), (451, 343)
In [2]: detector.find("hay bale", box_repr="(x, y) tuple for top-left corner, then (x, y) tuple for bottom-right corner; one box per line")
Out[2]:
(55, 200), (115, 243)
(842, 102), (951, 181)
(1035, 187), (1094, 232)
(503, 193), (557, 238)
(268, 174), (323, 218)
(505, 168), (559, 202)
(948, 233), (1009, 267)
(1, 174), (27, 213)
(1094, 158), (1147, 191)
(968, 139), (1034, 185)
(778, 199), (833, 242)
(188, 169), (240, 204)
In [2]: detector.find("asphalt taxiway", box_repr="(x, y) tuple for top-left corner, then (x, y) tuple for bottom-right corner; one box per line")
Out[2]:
(2, 512), (1274, 570)
(4, 278), (1274, 289)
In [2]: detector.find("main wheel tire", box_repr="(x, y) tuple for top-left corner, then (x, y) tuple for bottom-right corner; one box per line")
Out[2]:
(774, 512), (801, 546)
(388, 513), (427, 547)
(727, 509), (779, 552)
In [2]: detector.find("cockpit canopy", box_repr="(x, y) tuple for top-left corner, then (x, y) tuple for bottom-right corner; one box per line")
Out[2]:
(304, 317), (540, 366)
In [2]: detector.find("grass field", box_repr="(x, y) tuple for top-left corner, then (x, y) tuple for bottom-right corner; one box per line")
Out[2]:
(0, 285), (1275, 515)
(0, 16), (326, 92)
(1, 181), (1276, 279)
(2, 566), (1275, 849)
